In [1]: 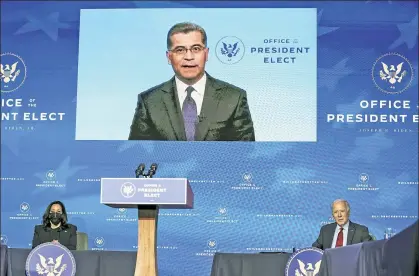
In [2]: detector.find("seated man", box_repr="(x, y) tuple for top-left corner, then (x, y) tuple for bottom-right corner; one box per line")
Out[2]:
(312, 199), (372, 250)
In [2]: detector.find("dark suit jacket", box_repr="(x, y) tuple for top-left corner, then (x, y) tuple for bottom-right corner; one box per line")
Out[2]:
(128, 74), (255, 141)
(312, 221), (372, 250)
(32, 224), (77, 250)
(409, 220), (418, 276)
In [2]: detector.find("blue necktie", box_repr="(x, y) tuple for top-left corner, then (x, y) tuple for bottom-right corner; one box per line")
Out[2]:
(182, 86), (197, 141)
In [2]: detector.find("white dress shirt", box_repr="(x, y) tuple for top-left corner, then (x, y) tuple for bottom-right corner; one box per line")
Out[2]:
(175, 74), (207, 116)
(331, 221), (349, 248)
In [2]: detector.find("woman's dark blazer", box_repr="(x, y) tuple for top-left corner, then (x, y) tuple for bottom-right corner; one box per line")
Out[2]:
(31, 224), (77, 250)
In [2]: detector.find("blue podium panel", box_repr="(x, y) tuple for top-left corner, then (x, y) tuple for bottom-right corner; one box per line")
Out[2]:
(100, 178), (193, 209)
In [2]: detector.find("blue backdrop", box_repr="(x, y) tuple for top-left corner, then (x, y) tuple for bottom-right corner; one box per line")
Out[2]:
(1, 1), (418, 276)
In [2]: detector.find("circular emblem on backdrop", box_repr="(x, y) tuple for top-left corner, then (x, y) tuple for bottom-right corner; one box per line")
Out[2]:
(46, 170), (57, 181)
(215, 36), (245, 64)
(371, 53), (414, 94)
(359, 173), (369, 183)
(207, 239), (217, 249)
(1, 52), (27, 93)
(94, 237), (105, 247)
(0, 235), (8, 245)
(242, 172), (253, 183)
(120, 182), (136, 198)
(118, 208), (127, 214)
(218, 207), (227, 215)
(285, 247), (324, 276)
(26, 242), (76, 276)
(20, 202), (31, 213)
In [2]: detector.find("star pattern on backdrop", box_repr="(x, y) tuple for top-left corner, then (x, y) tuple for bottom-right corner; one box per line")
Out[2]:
(317, 9), (340, 37)
(0, 106), (34, 157)
(332, 92), (369, 129)
(347, 48), (379, 71)
(389, 14), (418, 50)
(34, 156), (88, 186)
(117, 141), (155, 153)
(14, 12), (71, 41)
(347, 132), (394, 163)
(318, 58), (354, 92)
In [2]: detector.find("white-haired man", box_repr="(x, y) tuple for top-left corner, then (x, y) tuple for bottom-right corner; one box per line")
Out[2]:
(312, 199), (372, 250)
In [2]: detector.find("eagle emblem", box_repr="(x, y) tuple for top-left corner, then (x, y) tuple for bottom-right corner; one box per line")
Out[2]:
(207, 240), (217, 248)
(35, 253), (67, 276)
(379, 62), (407, 87)
(218, 207), (227, 215)
(0, 62), (20, 84)
(294, 259), (321, 276)
(122, 183), (135, 197)
(220, 42), (240, 59)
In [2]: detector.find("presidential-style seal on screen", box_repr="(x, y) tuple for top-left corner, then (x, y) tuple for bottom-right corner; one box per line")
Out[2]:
(371, 52), (414, 94)
(0, 52), (27, 93)
(285, 247), (324, 276)
(215, 36), (245, 65)
(25, 242), (76, 276)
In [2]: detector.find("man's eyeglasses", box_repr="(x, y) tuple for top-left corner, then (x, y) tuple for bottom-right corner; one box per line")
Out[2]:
(169, 45), (206, 56)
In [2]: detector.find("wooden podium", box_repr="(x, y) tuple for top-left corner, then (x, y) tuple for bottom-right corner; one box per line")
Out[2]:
(100, 178), (194, 276)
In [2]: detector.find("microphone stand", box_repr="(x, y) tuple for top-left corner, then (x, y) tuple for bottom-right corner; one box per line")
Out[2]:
(132, 163), (159, 276)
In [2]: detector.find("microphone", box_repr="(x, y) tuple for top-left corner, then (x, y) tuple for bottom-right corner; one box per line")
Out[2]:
(135, 163), (158, 178)
(147, 163), (158, 178)
(135, 163), (146, 178)
(198, 115), (206, 122)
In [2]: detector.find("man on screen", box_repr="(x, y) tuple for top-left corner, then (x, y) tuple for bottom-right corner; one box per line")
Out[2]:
(312, 199), (372, 250)
(128, 22), (255, 141)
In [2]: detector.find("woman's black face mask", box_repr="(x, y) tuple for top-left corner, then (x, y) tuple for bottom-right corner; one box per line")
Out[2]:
(48, 212), (62, 225)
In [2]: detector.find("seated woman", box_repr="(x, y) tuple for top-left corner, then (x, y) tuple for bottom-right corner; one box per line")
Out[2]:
(32, 200), (77, 250)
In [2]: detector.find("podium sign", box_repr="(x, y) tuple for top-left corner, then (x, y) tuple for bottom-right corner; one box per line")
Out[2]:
(100, 177), (194, 276)
(100, 178), (193, 208)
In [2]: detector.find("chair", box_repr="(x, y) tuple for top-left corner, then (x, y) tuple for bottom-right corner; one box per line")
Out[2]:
(76, 232), (88, 250)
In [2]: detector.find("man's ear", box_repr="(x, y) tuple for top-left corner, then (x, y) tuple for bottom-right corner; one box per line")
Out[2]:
(166, 51), (171, 65)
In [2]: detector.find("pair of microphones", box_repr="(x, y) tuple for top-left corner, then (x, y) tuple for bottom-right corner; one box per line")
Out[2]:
(135, 163), (158, 178)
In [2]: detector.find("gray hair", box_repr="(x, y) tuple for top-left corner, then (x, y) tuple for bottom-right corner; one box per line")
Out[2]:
(167, 22), (207, 49)
(331, 199), (350, 215)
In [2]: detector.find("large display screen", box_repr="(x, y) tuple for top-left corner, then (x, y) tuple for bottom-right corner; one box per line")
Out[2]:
(75, 8), (317, 142)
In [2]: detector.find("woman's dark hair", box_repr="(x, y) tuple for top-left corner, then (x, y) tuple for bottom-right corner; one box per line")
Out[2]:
(42, 200), (69, 229)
